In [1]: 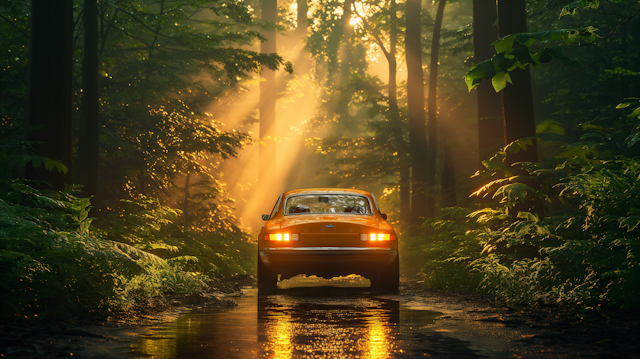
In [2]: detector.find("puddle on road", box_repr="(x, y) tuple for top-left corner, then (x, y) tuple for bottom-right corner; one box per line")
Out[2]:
(128, 276), (530, 358)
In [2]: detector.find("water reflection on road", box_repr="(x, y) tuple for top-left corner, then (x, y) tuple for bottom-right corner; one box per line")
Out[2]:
(129, 276), (487, 358)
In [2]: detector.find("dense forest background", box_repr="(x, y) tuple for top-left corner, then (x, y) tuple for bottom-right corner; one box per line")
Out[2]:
(1, 0), (639, 320)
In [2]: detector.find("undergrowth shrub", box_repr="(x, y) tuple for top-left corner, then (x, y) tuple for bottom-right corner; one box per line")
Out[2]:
(0, 182), (207, 321)
(401, 207), (483, 291)
(412, 138), (640, 309)
(472, 255), (557, 305)
(93, 196), (255, 277)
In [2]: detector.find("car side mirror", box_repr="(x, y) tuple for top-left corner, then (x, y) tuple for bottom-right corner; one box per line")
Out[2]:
(261, 214), (270, 221)
(381, 213), (388, 220)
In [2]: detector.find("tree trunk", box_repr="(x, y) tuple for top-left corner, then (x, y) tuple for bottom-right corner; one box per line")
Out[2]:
(441, 128), (457, 208)
(296, 0), (308, 39)
(260, 0), (278, 202)
(325, 0), (353, 84)
(387, 0), (409, 221)
(425, 0), (447, 218)
(496, 0), (538, 165)
(406, 0), (428, 224)
(183, 173), (191, 225)
(474, 0), (503, 167)
(79, 0), (100, 211)
(25, 0), (74, 190)
(338, 0), (355, 84)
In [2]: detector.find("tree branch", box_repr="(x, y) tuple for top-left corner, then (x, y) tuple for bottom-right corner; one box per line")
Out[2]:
(595, 1), (640, 43)
(0, 13), (28, 38)
(351, 1), (392, 62)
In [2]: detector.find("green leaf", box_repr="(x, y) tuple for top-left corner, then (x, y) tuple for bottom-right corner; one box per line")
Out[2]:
(537, 119), (565, 135)
(493, 34), (516, 54)
(493, 183), (537, 204)
(537, 49), (553, 64)
(625, 125), (640, 148)
(44, 158), (55, 171)
(619, 216), (640, 232)
(31, 155), (42, 169)
(464, 60), (496, 91)
(616, 102), (634, 109)
(492, 72), (511, 92)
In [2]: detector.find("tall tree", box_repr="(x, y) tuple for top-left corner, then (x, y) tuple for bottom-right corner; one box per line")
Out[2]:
(25, 0), (74, 190)
(496, 0), (538, 164)
(441, 136), (456, 208)
(389, 0), (410, 221)
(474, 0), (503, 166)
(296, 0), (308, 39)
(406, 0), (428, 223)
(352, 0), (409, 220)
(425, 0), (447, 217)
(79, 0), (100, 209)
(260, 0), (278, 202)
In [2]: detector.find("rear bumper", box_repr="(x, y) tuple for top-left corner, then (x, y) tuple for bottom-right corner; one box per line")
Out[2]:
(259, 247), (398, 278)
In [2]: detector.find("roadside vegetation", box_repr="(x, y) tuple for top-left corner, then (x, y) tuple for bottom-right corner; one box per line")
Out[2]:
(396, 0), (640, 311)
(0, 175), (254, 321)
(402, 101), (640, 309)
(0, 0), (267, 322)
(0, 172), (255, 321)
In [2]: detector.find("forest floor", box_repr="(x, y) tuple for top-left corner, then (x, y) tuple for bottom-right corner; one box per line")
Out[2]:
(0, 276), (248, 358)
(1, 275), (639, 358)
(400, 276), (640, 358)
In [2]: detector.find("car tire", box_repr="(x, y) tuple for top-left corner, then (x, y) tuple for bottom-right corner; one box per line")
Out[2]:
(257, 256), (277, 292)
(371, 256), (399, 293)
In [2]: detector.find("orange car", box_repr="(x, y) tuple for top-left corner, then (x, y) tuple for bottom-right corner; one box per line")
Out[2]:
(257, 188), (399, 292)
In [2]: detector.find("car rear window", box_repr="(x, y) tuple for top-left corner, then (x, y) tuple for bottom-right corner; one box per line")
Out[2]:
(284, 194), (372, 215)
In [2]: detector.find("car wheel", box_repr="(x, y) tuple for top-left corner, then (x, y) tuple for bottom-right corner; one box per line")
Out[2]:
(371, 256), (399, 293)
(257, 256), (277, 292)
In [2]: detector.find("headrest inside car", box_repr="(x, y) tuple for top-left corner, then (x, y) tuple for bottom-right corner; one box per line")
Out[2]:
(289, 205), (311, 214)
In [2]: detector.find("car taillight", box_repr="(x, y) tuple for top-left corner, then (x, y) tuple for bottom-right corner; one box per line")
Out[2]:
(265, 233), (299, 241)
(361, 233), (396, 241)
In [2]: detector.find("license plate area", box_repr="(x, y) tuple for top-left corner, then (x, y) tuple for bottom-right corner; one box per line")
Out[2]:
(299, 233), (361, 246)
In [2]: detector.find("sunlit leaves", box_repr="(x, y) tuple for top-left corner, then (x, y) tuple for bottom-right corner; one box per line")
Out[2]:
(559, 0), (604, 17)
(490, 71), (511, 92)
(307, 74), (408, 188)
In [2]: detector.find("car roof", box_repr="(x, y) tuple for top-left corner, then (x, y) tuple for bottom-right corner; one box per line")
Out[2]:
(283, 188), (372, 197)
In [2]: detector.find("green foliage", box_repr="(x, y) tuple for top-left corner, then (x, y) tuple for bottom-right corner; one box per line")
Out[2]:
(0, 183), (207, 321)
(307, 74), (408, 188)
(412, 129), (640, 308)
(401, 207), (483, 291)
(0, 0), (267, 322)
(94, 195), (256, 278)
(0, 125), (67, 182)
(465, 28), (598, 91)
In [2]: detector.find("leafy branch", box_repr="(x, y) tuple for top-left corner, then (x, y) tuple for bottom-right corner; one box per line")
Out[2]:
(464, 28), (598, 92)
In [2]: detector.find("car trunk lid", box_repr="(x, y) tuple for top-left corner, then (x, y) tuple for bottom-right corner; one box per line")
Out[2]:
(278, 214), (379, 246)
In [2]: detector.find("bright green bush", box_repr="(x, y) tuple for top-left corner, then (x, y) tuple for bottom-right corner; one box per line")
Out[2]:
(0, 183), (208, 321)
(412, 138), (640, 309)
(93, 195), (256, 278)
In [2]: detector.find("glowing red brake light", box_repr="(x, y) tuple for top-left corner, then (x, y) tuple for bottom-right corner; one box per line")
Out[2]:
(265, 233), (299, 241)
(362, 233), (396, 241)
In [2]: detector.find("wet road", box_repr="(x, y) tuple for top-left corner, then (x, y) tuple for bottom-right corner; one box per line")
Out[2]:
(128, 276), (541, 358)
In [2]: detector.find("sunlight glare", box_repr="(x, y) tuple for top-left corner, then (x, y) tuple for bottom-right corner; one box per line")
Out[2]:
(265, 312), (293, 359)
(366, 312), (393, 358)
